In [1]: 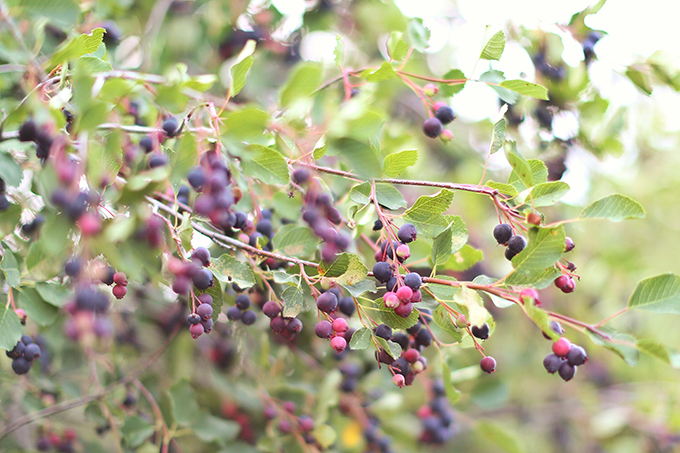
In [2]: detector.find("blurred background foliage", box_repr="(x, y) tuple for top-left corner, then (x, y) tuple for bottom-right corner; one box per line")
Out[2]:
(1, 0), (680, 452)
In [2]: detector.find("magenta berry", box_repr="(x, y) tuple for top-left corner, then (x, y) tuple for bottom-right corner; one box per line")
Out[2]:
(189, 323), (204, 338)
(332, 317), (349, 333)
(383, 292), (400, 309)
(263, 301), (282, 318)
(519, 288), (540, 305)
(552, 338), (571, 357)
(316, 291), (338, 313)
(396, 286), (413, 302)
(330, 336), (347, 353)
(554, 275), (575, 293)
(394, 302), (413, 318)
(396, 244), (410, 260)
(393, 374), (406, 388)
(480, 356), (496, 373)
(564, 237), (575, 252)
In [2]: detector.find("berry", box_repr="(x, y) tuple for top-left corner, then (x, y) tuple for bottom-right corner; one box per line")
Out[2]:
(383, 292), (400, 309)
(332, 317), (349, 333)
(315, 320), (333, 338)
(191, 247), (211, 266)
(422, 118), (443, 138)
(197, 303), (213, 320)
(393, 374), (405, 388)
(415, 328), (432, 348)
(270, 316), (286, 332)
(398, 223), (418, 243)
(298, 416), (314, 433)
(507, 235), (527, 254)
(471, 322), (490, 340)
(404, 273), (422, 291)
(292, 168), (310, 185)
(163, 118), (179, 137)
(403, 348), (420, 364)
(149, 154), (168, 168)
(64, 258), (81, 277)
(558, 361), (577, 381)
(235, 294), (251, 310)
(493, 223), (513, 244)
(392, 332), (410, 350)
(374, 324), (392, 340)
(566, 345), (588, 366)
(386, 276), (398, 292)
(19, 120), (38, 142)
(316, 292), (338, 313)
(256, 219), (273, 238)
(542, 320), (564, 339)
(519, 287), (540, 305)
(198, 294), (213, 305)
(172, 276), (191, 294)
(505, 245), (517, 261)
(0, 195), (10, 211)
(286, 318), (303, 334)
(373, 219), (383, 231)
(12, 357), (31, 375)
(410, 290), (422, 303)
(202, 318), (214, 333)
(330, 336), (346, 352)
(113, 272), (128, 286)
(440, 129), (454, 142)
(480, 356), (496, 373)
(395, 302), (414, 317)
(112, 284), (127, 299)
(139, 136), (153, 153)
(372, 262), (393, 283)
(77, 212), (102, 236)
(24, 343), (41, 361)
(338, 297), (356, 317)
(262, 301), (282, 318)
(552, 338), (571, 357)
(192, 269), (214, 290)
(554, 275), (575, 293)
(392, 357), (410, 376)
(6, 341), (25, 359)
(189, 323), (204, 338)
(187, 166), (207, 191)
(187, 313), (201, 325)
(396, 286), (413, 302)
(543, 353), (562, 374)
(455, 314), (468, 327)
(564, 237), (575, 252)
(423, 83), (438, 96)
(396, 244), (410, 260)
(241, 310), (257, 325)
(434, 105), (456, 124)
(226, 306), (242, 321)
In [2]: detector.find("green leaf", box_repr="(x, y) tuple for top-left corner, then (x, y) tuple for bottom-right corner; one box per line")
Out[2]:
(1, 246), (20, 287)
(364, 61), (398, 82)
(627, 273), (680, 313)
(504, 141), (533, 189)
(20, 0), (79, 27)
(427, 275), (460, 301)
(0, 151), (23, 187)
(48, 28), (105, 68)
(0, 302), (22, 350)
(585, 327), (639, 365)
(282, 286), (305, 318)
(334, 36), (344, 66)
(480, 30), (506, 61)
(499, 80), (549, 101)
(178, 212), (193, 251)
(377, 296), (420, 330)
(406, 18), (430, 52)
(280, 63), (323, 107)
(121, 415), (155, 448)
(509, 159), (547, 191)
(272, 225), (320, 258)
(349, 327), (371, 350)
(312, 424), (337, 449)
(475, 421), (524, 453)
(0, 203), (21, 236)
(485, 181), (518, 197)
(527, 181), (570, 207)
(508, 225), (565, 278)
(439, 69), (466, 97)
(211, 254), (257, 289)
(17, 287), (58, 326)
(444, 245), (484, 272)
(341, 279), (377, 298)
(472, 275), (515, 308)
(376, 337), (402, 359)
(524, 298), (556, 340)
(387, 32), (409, 61)
(231, 40), (257, 96)
(170, 132), (198, 191)
(454, 286), (489, 328)
(319, 253), (367, 287)
(403, 189), (455, 239)
(431, 226), (453, 266)
(35, 282), (71, 307)
(240, 145), (289, 185)
(382, 150), (418, 177)
(78, 55), (112, 73)
(349, 182), (406, 210)
(195, 283), (224, 323)
(331, 138), (382, 179)
(169, 380), (200, 426)
(626, 67), (653, 95)
(433, 304), (464, 342)
(441, 360), (461, 404)
(313, 136), (328, 160)
(480, 70), (518, 104)
(504, 265), (561, 288)
(489, 118), (506, 155)
(193, 413), (240, 443)
(223, 108), (271, 142)
(580, 194), (645, 222)
(636, 339), (680, 369)
(87, 130), (122, 188)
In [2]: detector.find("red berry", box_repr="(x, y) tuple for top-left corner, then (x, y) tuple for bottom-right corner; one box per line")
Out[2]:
(113, 272), (128, 286)
(332, 317), (349, 333)
(330, 336), (347, 353)
(403, 348), (420, 364)
(396, 286), (413, 302)
(480, 356), (496, 373)
(394, 302), (413, 318)
(552, 337), (571, 357)
(555, 275), (575, 293)
(112, 284), (127, 299)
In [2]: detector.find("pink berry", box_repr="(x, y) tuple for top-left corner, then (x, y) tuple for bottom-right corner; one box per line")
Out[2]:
(77, 212), (102, 236)
(519, 288), (540, 305)
(330, 336), (347, 353)
(440, 129), (454, 142)
(332, 317), (349, 333)
(396, 286), (413, 302)
(480, 356), (496, 373)
(189, 323), (204, 338)
(403, 348), (420, 364)
(393, 374), (405, 388)
(552, 337), (571, 357)
(14, 308), (26, 323)
(112, 284), (127, 299)
(383, 292), (400, 309)
(113, 272), (128, 286)
(396, 244), (410, 260)
(555, 275), (575, 293)
(394, 302), (413, 318)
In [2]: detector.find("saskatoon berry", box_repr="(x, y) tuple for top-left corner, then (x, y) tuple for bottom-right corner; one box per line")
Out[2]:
(396, 286), (413, 302)
(0, 195), (10, 211)
(187, 313), (201, 325)
(543, 353), (562, 374)
(372, 262), (393, 283)
(192, 269), (214, 290)
(198, 294), (213, 305)
(423, 117), (443, 138)
(12, 357), (31, 375)
(507, 235), (527, 254)
(241, 310), (257, 325)
(197, 304), (213, 320)
(493, 223), (513, 244)
(338, 297), (356, 317)
(191, 247), (211, 266)
(415, 328), (432, 348)
(162, 118), (179, 137)
(403, 348), (420, 364)
(504, 248), (517, 261)
(392, 332), (410, 350)
(471, 322), (490, 340)
(19, 120), (38, 142)
(226, 306), (242, 321)
(256, 219), (273, 238)
(261, 209), (273, 220)
(113, 272), (128, 286)
(315, 320), (333, 338)
(552, 338), (571, 357)
(383, 292), (399, 309)
(24, 343), (41, 361)
(480, 356), (496, 373)
(139, 136), (153, 153)
(404, 273), (422, 291)
(100, 266), (116, 285)
(64, 258), (81, 277)
(262, 301), (282, 318)
(407, 322), (421, 335)
(396, 244), (410, 260)
(410, 290), (422, 303)
(112, 284), (127, 299)
(286, 318), (303, 334)
(292, 168), (310, 185)
(374, 324), (392, 340)
(202, 318), (214, 333)
(373, 219), (383, 231)
(566, 345), (588, 366)
(564, 237), (575, 252)
(392, 357), (410, 376)
(393, 374), (405, 388)
(270, 316), (286, 332)
(235, 294), (251, 310)
(6, 341), (25, 359)
(149, 154), (168, 168)
(434, 105), (456, 124)
(554, 275), (575, 293)
(386, 276), (398, 292)
(189, 323), (204, 338)
(542, 320), (564, 340)
(316, 292), (338, 313)
(398, 223), (418, 243)
(172, 276), (191, 294)
(233, 211), (248, 230)
(249, 232), (264, 248)
(394, 302), (413, 318)
(332, 318), (349, 333)
(298, 416), (314, 433)
(187, 166), (207, 191)
(558, 361), (576, 381)
(380, 240), (399, 260)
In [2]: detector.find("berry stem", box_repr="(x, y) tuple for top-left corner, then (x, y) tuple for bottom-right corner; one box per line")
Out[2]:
(594, 307), (629, 328)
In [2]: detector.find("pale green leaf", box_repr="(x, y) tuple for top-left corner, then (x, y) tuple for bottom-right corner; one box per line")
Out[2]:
(475, 421), (524, 453)
(272, 225), (320, 258)
(480, 31), (506, 60)
(580, 194), (645, 222)
(403, 189), (455, 239)
(319, 253), (367, 286)
(504, 141), (532, 189)
(387, 32), (409, 61)
(382, 150), (418, 177)
(231, 40), (257, 96)
(441, 360), (461, 405)
(169, 380), (199, 426)
(1, 246), (20, 287)
(0, 151), (23, 187)
(528, 181), (570, 207)
(280, 63), (323, 107)
(490, 118), (506, 154)
(349, 327), (371, 350)
(349, 182), (406, 210)
(636, 339), (680, 369)
(499, 80), (549, 100)
(0, 302), (22, 350)
(48, 28), (105, 68)
(627, 273), (680, 313)
(211, 254), (257, 289)
(406, 18), (430, 52)
(282, 286), (305, 318)
(508, 225), (565, 278)
(240, 145), (289, 185)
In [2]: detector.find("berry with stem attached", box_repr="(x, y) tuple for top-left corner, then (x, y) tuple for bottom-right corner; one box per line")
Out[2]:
(552, 338), (571, 357)
(493, 223), (513, 244)
(480, 356), (496, 373)
(398, 223), (418, 243)
(423, 118), (443, 138)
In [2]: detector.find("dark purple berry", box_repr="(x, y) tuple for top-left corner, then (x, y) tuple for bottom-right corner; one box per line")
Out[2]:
(423, 117), (443, 138)
(434, 105), (456, 124)
(256, 219), (273, 238)
(202, 318), (214, 333)
(372, 262), (393, 283)
(392, 332), (409, 350)
(270, 316), (286, 332)
(235, 294), (251, 310)
(480, 356), (496, 373)
(373, 219), (383, 231)
(64, 258), (81, 277)
(392, 357), (410, 376)
(398, 223), (418, 243)
(262, 301), (281, 318)
(566, 345), (588, 366)
(316, 292), (338, 313)
(197, 303), (213, 320)
(338, 297), (356, 317)
(149, 154), (168, 168)
(191, 247), (211, 266)
(23, 343), (41, 361)
(385, 276), (398, 292)
(507, 235), (526, 254)
(0, 195), (9, 211)
(187, 166), (207, 191)
(6, 341), (25, 359)
(315, 320), (333, 339)
(415, 328), (432, 348)
(163, 118), (179, 137)
(21, 335), (32, 345)
(249, 232), (264, 248)
(139, 136), (153, 153)
(374, 323), (392, 340)
(187, 313), (201, 325)
(226, 306), (242, 321)
(471, 323), (490, 340)
(12, 357), (31, 374)
(504, 247), (517, 261)
(493, 223), (513, 244)
(404, 273), (422, 291)
(241, 310), (257, 325)
(19, 120), (37, 142)
(542, 320), (564, 340)
(198, 294), (213, 305)
(380, 240), (399, 260)
(234, 212), (248, 230)
(558, 361), (576, 381)
(543, 353), (562, 373)
(292, 168), (310, 185)
(192, 268), (214, 290)
(286, 318), (303, 334)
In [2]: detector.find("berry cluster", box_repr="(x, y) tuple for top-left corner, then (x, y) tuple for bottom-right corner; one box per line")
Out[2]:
(266, 308), (303, 341)
(63, 283), (114, 341)
(420, 86), (456, 141)
(6, 335), (41, 375)
(263, 401), (318, 446)
(492, 223), (527, 261)
(543, 336), (588, 381)
(375, 320), (432, 387)
(189, 151), (240, 231)
(362, 417), (395, 453)
(111, 271), (128, 299)
(0, 178), (9, 211)
(18, 119), (53, 160)
(226, 293), (258, 326)
(417, 380), (457, 444)
(36, 428), (78, 452)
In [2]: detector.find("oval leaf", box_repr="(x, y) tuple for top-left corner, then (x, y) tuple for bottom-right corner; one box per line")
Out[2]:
(627, 273), (680, 313)
(580, 194), (645, 222)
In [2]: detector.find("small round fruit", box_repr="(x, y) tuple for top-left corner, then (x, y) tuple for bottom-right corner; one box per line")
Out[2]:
(566, 345), (588, 366)
(262, 301), (282, 318)
(394, 302), (413, 318)
(64, 258), (81, 277)
(198, 294), (213, 305)
(403, 348), (420, 364)
(504, 248), (517, 261)
(226, 306), (242, 321)
(455, 314), (468, 328)
(187, 313), (201, 325)
(471, 322), (490, 340)
(558, 361), (577, 381)
(315, 320), (333, 339)
(564, 237), (575, 252)
(422, 118), (443, 138)
(19, 120), (38, 142)
(398, 223), (418, 243)
(197, 303), (213, 320)
(383, 292), (400, 309)
(12, 357), (31, 374)
(396, 244), (410, 260)
(404, 273), (422, 291)
(192, 269), (214, 290)
(162, 118), (179, 137)
(286, 318), (303, 334)
(519, 287), (540, 305)
(493, 224), (513, 244)
(374, 324), (392, 340)
(241, 310), (257, 325)
(507, 235), (527, 254)
(410, 290), (422, 303)
(552, 338), (571, 357)
(189, 323), (204, 338)
(480, 356), (496, 373)
(113, 272), (128, 286)
(292, 168), (310, 185)
(543, 353), (562, 374)
(338, 297), (356, 317)
(372, 262), (393, 283)
(332, 317), (349, 333)
(235, 294), (251, 310)
(191, 247), (211, 266)
(393, 374), (405, 388)
(330, 336), (347, 353)
(148, 154), (168, 168)
(316, 292), (338, 314)
(435, 105), (455, 124)
(112, 284), (127, 299)
(24, 343), (41, 361)
(554, 275), (575, 293)
(423, 83), (438, 96)
(396, 286), (413, 302)
(139, 136), (154, 153)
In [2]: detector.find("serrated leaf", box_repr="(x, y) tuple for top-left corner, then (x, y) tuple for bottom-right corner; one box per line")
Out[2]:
(406, 18), (430, 52)
(331, 138), (382, 178)
(169, 380), (199, 426)
(170, 132), (198, 191)
(121, 415), (155, 448)
(231, 40), (256, 96)
(444, 245), (483, 272)
(626, 67), (653, 95)
(509, 159), (547, 191)
(0, 151), (23, 187)
(376, 337), (402, 359)
(282, 286), (305, 318)
(48, 28), (105, 68)
(87, 130), (122, 188)
(499, 80), (549, 100)
(387, 32), (409, 61)
(403, 189), (454, 239)
(472, 275), (515, 308)
(78, 55), (112, 72)
(508, 225), (565, 279)
(480, 70), (519, 104)
(636, 339), (680, 368)
(485, 181), (518, 197)
(580, 194), (645, 222)
(377, 296), (419, 330)
(490, 118), (506, 154)
(211, 254), (256, 289)
(627, 273), (680, 313)
(341, 279), (377, 298)
(312, 424), (337, 449)
(527, 181), (570, 207)
(431, 226), (453, 266)
(349, 182), (406, 210)
(433, 304), (464, 342)
(1, 246), (20, 287)
(319, 253), (367, 286)
(272, 225), (320, 258)
(382, 150), (418, 177)
(504, 141), (533, 189)
(427, 275), (460, 300)
(280, 63), (323, 107)
(454, 286), (489, 327)
(364, 61), (398, 82)
(223, 108), (270, 142)
(475, 421), (524, 453)
(241, 145), (289, 185)
(349, 327), (371, 350)
(480, 30), (506, 61)
(441, 360), (461, 404)
(0, 302), (22, 350)
(439, 69), (466, 97)
(585, 327), (639, 365)
(504, 265), (561, 288)
(35, 282), (70, 307)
